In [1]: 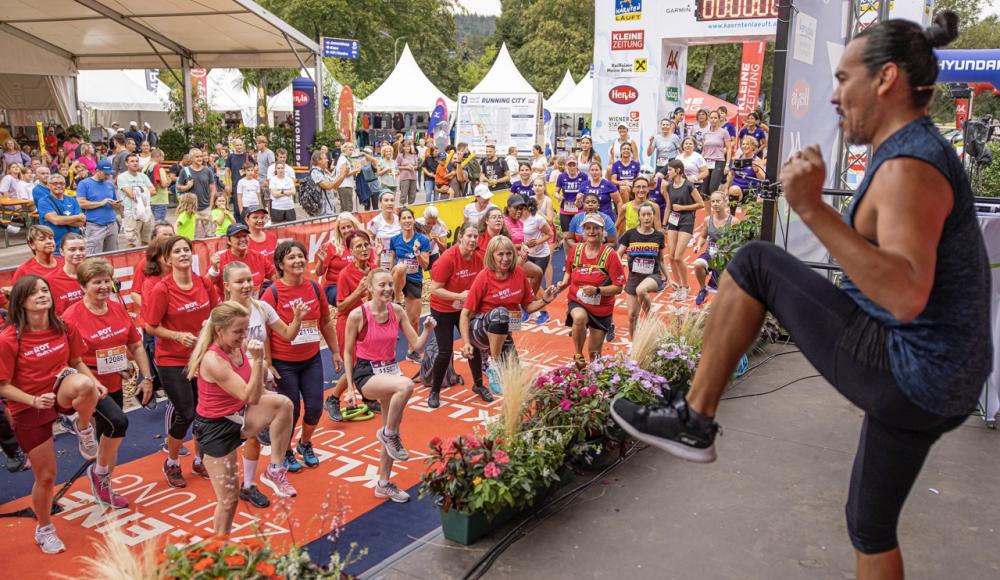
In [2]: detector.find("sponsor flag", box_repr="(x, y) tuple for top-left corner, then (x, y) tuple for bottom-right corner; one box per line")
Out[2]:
(428, 97), (447, 136)
(737, 42), (766, 123)
(338, 86), (355, 142)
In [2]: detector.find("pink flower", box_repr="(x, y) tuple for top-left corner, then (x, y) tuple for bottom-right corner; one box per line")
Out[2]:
(493, 450), (510, 465)
(470, 453), (484, 463)
(560, 399), (573, 411)
(429, 436), (442, 449)
(466, 436), (482, 450)
(483, 462), (501, 478)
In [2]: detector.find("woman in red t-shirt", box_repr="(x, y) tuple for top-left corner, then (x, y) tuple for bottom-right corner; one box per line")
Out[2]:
(11, 225), (63, 283)
(261, 241), (342, 472)
(323, 231), (376, 421)
(44, 232), (86, 315)
(143, 235), (219, 488)
(0, 275), (108, 555)
(558, 215), (626, 364)
(186, 302), (298, 535)
(460, 235), (558, 393)
(62, 258), (152, 510)
(476, 206), (544, 313)
(428, 222), (488, 406)
(315, 212), (363, 306)
(245, 207), (278, 261)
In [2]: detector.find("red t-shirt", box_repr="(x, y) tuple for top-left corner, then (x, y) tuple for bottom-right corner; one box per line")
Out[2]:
(12, 256), (64, 283)
(61, 300), (141, 393)
(44, 266), (83, 315)
(321, 244), (375, 287)
(566, 245), (626, 317)
(0, 324), (85, 417)
(430, 245), (484, 313)
(464, 266), (535, 315)
(142, 275), (218, 366)
(262, 279), (329, 362)
(475, 229), (495, 260)
(248, 232), (278, 263)
(335, 263), (372, 353)
(131, 257), (148, 297)
(215, 248), (276, 293)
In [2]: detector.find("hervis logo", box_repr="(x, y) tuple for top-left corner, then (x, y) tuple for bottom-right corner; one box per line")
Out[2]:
(292, 90), (311, 107)
(609, 85), (638, 104)
(615, 0), (642, 21)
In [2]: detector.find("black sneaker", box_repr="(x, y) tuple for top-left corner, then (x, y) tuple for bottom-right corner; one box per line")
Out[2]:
(324, 395), (343, 422)
(239, 484), (271, 508)
(5, 448), (29, 472)
(257, 428), (271, 446)
(428, 390), (440, 409)
(363, 398), (382, 414)
(472, 385), (494, 403)
(606, 323), (616, 343)
(610, 398), (719, 463)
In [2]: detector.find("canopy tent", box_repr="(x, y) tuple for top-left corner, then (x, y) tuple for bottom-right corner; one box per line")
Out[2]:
(78, 69), (172, 130)
(471, 43), (537, 94)
(547, 69), (593, 114)
(546, 70), (577, 107)
(360, 45), (455, 113)
(683, 87), (738, 123)
(0, 0), (320, 126)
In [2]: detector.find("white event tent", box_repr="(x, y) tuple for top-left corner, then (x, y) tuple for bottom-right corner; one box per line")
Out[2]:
(471, 43), (537, 94)
(361, 45), (455, 113)
(78, 70), (172, 130)
(546, 70), (577, 108)
(547, 68), (593, 115)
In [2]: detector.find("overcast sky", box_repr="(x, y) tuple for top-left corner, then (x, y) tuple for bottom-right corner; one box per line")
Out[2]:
(456, 0), (999, 18)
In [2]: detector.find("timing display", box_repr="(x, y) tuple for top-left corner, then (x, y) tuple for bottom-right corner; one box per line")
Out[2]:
(695, 0), (778, 21)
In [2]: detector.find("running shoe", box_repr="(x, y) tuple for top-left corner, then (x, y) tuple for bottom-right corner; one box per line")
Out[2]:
(472, 385), (494, 403)
(374, 481), (410, 503)
(257, 428), (271, 446)
(376, 429), (410, 461)
(606, 323), (616, 343)
(296, 441), (320, 468)
(34, 524), (66, 555)
(484, 361), (502, 394)
(5, 448), (30, 473)
(261, 465), (298, 498)
(521, 310), (531, 323)
(535, 311), (550, 325)
(324, 395), (343, 422)
(733, 354), (750, 378)
(57, 414), (75, 434)
(88, 465), (129, 509)
(428, 390), (441, 409)
(573, 354), (588, 370)
(695, 288), (709, 306)
(163, 459), (186, 488)
(610, 398), (719, 463)
(283, 449), (304, 473)
(191, 460), (209, 479)
(239, 484), (271, 508)
(363, 398), (382, 414)
(73, 416), (98, 461)
(160, 443), (191, 456)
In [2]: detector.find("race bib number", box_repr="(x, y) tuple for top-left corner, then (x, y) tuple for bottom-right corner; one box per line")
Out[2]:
(291, 319), (321, 345)
(707, 160), (719, 170)
(379, 250), (392, 270)
(509, 309), (523, 332)
(96, 345), (128, 375)
(656, 155), (668, 166)
(371, 360), (402, 376)
(563, 199), (577, 213)
(632, 258), (655, 275)
(403, 257), (419, 275)
(225, 407), (247, 427)
(708, 242), (718, 258)
(668, 211), (681, 227)
(576, 288), (602, 306)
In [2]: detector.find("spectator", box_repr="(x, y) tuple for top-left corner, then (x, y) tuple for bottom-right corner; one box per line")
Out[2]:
(530, 145), (547, 180)
(333, 142), (362, 212)
(505, 146), (519, 177)
(2, 139), (30, 173)
(175, 193), (199, 240)
(1, 163), (22, 198)
(117, 152), (155, 247)
(255, 135), (274, 208)
(225, 138), (255, 224)
(36, 173), (84, 251)
(137, 140), (152, 167)
(43, 126), (58, 156)
(376, 144), (399, 195)
(268, 161), (297, 223)
(76, 143), (97, 173)
(76, 158), (121, 254)
(211, 192), (236, 236)
(481, 144), (510, 192)
(237, 164), (262, 216)
(110, 134), (129, 176)
(175, 147), (217, 238)
(396, 140), (419, 205)
(148, 148), (172, 221)
(266, 148), (288, 179)
(17, 167), (36, 208)
(143, 122), (158, 148)
(421, 145), (439, 202)
(125, 122), (144, 152)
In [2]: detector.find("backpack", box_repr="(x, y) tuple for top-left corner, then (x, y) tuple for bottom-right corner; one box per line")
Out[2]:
(298, 172), (326, 217)
(267, 278), (322, 307)
(417, 331), (464, 387)
(572, 244), (614, 286)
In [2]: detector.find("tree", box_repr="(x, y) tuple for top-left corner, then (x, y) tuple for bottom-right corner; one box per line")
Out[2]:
(238, 69), (300, 97)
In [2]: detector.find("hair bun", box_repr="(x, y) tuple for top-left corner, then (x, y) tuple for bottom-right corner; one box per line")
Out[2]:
(926, 10), (959, 48)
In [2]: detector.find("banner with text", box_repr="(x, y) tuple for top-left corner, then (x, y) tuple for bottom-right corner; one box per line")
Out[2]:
(455, 92), (542, 156)
(737, 42), (767, 121)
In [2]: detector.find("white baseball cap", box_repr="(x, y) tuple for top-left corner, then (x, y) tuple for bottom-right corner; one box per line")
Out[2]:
(474, 184), (494, 199)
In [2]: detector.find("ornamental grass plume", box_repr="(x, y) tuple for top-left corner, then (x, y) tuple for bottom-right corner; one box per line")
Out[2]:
(494, 352), (533, 440)
(665, 305), (709, 351)
(629, 312), (669, 368)
(53, 528), (159, 580)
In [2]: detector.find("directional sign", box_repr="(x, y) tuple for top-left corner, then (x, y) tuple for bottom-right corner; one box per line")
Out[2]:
(323, 95), (331, 109)
(321, 37), (360, 59)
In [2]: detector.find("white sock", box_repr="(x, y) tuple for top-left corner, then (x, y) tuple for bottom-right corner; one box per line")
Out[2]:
(383, 428), (396, 437)
(94, 463), (109, 476)
(268, 462), (282, 472)
(166, 458), (180, 467)
(193, 455), (203, 466)
(242, 458), (258, 488)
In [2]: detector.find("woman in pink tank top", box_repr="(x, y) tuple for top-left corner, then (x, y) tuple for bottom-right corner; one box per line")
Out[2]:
(344, 269), (436, 503)
(187, 301), (299, 535)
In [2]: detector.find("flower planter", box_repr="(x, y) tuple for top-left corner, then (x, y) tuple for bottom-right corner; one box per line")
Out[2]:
(568, 434), (620, 472)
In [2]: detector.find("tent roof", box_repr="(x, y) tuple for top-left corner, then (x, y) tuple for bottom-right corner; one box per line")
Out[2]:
(547, 68), (592, 114)
(0, 0), (318, 71)
(78, 69), (171, 111)
(546, 70), (576, 105)
(359, 45), (455, 113)
(471, 43), (536, 94)
(684, 87), (738, 123)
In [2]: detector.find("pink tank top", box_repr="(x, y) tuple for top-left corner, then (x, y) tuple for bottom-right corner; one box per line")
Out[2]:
(196, 344), (250, 419)
(355, 302), (399, 362)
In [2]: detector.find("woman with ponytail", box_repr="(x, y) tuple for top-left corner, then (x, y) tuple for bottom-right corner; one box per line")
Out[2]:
(187, 301), (297, 535)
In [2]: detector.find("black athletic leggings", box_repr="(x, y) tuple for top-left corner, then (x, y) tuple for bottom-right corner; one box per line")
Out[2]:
(93, 389), (128, 440)
(430, 309), (483, 392)
(159, 365), (198, 440)
(726, 242), (967, 554)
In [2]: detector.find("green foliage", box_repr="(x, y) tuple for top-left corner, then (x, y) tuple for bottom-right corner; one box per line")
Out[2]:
(590, 353), (669, 406)
(158, 128), (189, 160)
(311, 128), (343, 153)
(508, 0), (594, 96)
(455, 13), (496, 42)
(456, 44), (498, 93)
(687, 44), (776, 108)
(976, 142), (1000, 198)
(530, 365), (609, 442)
(64, 124), (87, 140)
(158, 536), (364, 579)
(709, 201), (763, 273)
(238, 69), (300, 97)
(644, 341), (700, 398)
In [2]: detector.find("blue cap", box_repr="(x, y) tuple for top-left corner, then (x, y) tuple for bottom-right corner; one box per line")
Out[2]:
(95, 159), (113, 173)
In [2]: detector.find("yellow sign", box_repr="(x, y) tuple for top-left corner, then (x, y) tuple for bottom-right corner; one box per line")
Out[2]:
(36, 121), (44, 151)
(634, 58), (648, 73)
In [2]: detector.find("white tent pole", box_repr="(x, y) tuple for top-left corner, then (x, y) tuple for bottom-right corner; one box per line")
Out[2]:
(316, 52), (324, 131)
(182, 58), (193, 125)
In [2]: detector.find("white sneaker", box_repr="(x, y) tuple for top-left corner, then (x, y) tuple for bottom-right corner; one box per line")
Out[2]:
(374, 481), (411, 503)
(35, 524), (66, 554)
(376, 428), (410, 461)
(73, 417), (98, 461)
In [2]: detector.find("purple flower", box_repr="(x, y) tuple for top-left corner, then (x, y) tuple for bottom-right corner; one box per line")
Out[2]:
(560, 399), (573, 411)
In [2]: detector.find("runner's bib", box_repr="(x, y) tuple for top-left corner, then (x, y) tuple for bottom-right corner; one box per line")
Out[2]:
(668, 211), (681, 227)
(225, 407), (247, 427)
(576, 288), (602, 306)
(708, 242), (718, 258)
(509, 309), (523, 332)
(403, 257), (419, 274)
(563, 199), (577, 213)
(371, 360), (402, 376)
(632, 258), (655, 275)
(96, 346), (128, 375)
(291, 319), (320, 345)
(379, 250), (392, 270)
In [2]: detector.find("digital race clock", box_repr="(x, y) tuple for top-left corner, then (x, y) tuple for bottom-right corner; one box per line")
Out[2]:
(695, 0), (778, 21)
